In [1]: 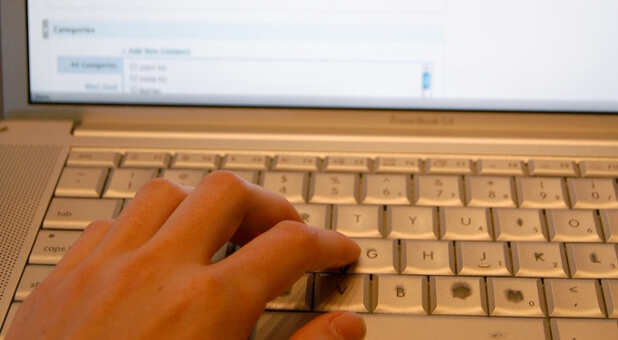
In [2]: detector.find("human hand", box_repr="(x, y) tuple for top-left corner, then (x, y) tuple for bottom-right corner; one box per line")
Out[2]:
(7, 171), (365, 339)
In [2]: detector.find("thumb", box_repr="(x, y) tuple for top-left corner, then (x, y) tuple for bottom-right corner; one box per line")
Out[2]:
(289, 311), (366, 340)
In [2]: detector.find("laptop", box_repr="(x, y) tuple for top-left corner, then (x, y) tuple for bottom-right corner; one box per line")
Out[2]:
(2, 1), (618, 338)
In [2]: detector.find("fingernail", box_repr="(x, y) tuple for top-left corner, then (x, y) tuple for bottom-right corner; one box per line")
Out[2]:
(331, 312), (366, 340)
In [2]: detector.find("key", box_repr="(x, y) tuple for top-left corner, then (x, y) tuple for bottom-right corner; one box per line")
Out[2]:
(476, 159), (525, 176)
(372, 275), (428, 314)
(160, 169), (207, 187)
(255, 313), (550, 340)
(309, 173), (359, 204)
(516, 177), (569, 209)
(55, 167), (108, 198)
(568, 178), (618, 209)
(313, 274), (370, 312)
(323, 156), (372, 173)
(361, 174), (411, 205)
(546, 209), (603, 242)
(601, 280), (618, 318)
(602, 210), (618, 242)
(565, 243), (618, 279)
(430, 276), (488, 316)
(14, 265), (54, 301)
(374, 157), (422, 174)
(528, 159), (578, 177)
(579, 160), (618, 178)
(425, 158), (474, 175)
(293, 204), (331, 229)
(487, 277), (546, 317)
(43, 198), (123, 229)
(551, 318), (618, 340)
(440, 207), (493, 241)
(511, 242), (569, 278)
(171, 152), (220, 169)
(346, 239), (398, 274)
(400, 240), (456, 275)
(122, 151), (171, 168)
(386, 206), (439, 240)
(30, 229), (83, 264)
(272, 155), (320, 171)
(456, 241), (512, 276)
(0, 303), (22, 339)
(414, 175), (464, 207)
(545, 279), (606, 317)
(261, 171), (308, 203)
(266, 274), (312, 311)
(465, 176), (516, 208)
(66, 150), (121, 167)
(222, 154), (270, 170)
(332, 205), (383, 238)
(103, 168), (158, 198)
(493, 208), (547, 241)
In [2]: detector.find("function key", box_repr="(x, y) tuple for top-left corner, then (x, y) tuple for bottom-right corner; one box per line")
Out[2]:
(477, 159), (525, 176)
(67, 150), (121, 167)
(324, 156), (372, 173)
(528, 159), (578, 177)
(374, 157), (422, 173)
(222, 154), (270, 170)
(171, 153), (220, 169)
(122, 152), (171, 168)
(425, 158), (474, 175)
(272, 155), (321, 171)
(580, 160), (618, 178)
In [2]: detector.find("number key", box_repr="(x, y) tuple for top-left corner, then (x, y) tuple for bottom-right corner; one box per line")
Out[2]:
(516, 177), (569, 209)
(568, 178), (618, 209)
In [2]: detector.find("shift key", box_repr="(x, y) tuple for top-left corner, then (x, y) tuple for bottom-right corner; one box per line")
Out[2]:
(43, 198), (123, 230)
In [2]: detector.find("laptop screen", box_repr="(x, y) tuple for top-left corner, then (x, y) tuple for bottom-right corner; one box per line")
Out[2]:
(26, 0), (618, 112)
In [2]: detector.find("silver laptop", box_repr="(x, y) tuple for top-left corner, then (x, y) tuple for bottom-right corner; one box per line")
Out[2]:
(2, 1), (618, 339)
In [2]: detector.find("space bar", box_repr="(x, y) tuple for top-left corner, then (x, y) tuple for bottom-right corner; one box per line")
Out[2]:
(254, 313), (550, 340)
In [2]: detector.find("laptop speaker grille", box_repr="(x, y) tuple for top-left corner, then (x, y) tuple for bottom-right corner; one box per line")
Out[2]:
(0, 144), (62, 321)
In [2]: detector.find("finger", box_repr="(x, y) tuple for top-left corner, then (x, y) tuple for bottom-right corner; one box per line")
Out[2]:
(47, 219), (113, 279)
(289, 311), (366, 340)
(217, 221), (360, 306)
(147, 171), (302, 263)
(98, 178), (191, 254)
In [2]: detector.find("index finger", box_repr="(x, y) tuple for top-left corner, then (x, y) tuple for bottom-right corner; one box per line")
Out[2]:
(147, 171), (303, 262)
(215, 221), (361, 307)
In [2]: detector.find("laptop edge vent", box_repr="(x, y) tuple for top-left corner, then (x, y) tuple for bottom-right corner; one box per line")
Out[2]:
(0, 144), (62, 327)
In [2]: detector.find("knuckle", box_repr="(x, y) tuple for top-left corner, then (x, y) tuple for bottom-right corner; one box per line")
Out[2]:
(136, 177), (189, 201)
(204, 170), (252, 194)
(84, 218), (114, 232)
(207, 170), (249, 186)
(276, 221), (321, 249)
(141, 177), (181, 192)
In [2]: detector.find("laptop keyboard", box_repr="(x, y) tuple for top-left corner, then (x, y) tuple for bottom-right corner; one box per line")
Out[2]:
(7, 149), (618, 339)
